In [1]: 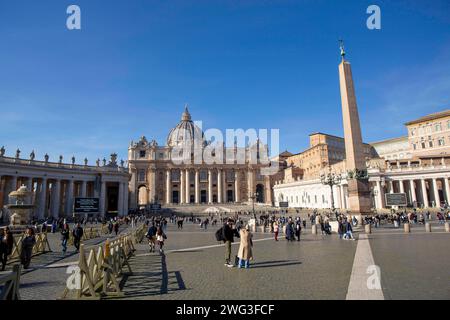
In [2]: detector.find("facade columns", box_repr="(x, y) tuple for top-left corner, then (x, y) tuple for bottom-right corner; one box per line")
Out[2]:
(234, 170), (240, 203)
(99, 180), (106, 217)
(166, 170), (171, 204)
(195, 169), (200, 204)
(149, 169), (156, 203)
(208, 169), (213, 204)
(51, 180), (61, 219)
(217, 169), (222, 203)
(420, 179), (429, 208)
(123, 182), (129, 216)
(185, 169), (190, 204)
(25, 177), (33, 204)
(444, 177), (450, 206)
(247, 169), (255, 201)
(180, 170), (185, 204)
(38, 178), (47, 219)
(432, 178), (440, 207)
(118, 182), (124, 216)
(409, 180), (417, 206)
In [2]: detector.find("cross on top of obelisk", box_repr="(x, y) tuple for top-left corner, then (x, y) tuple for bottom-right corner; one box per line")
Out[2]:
(339, 39), (346, 60)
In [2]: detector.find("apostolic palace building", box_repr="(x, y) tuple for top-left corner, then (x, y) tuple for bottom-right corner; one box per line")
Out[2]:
(1, 49), (450, 222)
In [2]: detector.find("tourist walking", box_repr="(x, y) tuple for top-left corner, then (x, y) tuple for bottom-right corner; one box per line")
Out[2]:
(222, 219), (239, 267)
(114, 221), (119, 236)
(0, 227), (14, 271)
(273, 221), (279, 241)
(72, 223), (84, 252)
(237, 225), (253, 269)
(20, 227), (36, 269)
(295, 219), (302, 241)
(285, 220), (295, 241)
(156, 226), (167, 253)
(60, 223), (70, 254)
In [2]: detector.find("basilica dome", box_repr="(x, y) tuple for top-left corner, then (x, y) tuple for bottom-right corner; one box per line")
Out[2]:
(167, 106), (204, 147)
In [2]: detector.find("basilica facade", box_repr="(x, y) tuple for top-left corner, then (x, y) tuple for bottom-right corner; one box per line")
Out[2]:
(127, 108), (274, 209)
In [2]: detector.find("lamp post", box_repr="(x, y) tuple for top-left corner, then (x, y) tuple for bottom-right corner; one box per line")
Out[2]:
(320, 166), (342, 211)
(250, 191), (259, 222)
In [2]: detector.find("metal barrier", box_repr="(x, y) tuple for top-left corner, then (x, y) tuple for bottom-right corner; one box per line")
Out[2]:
(9, 233), (52, 262)
(68, 227), (102, 245)
(61, 233), (136, 300)
(0, 264), (21, 300)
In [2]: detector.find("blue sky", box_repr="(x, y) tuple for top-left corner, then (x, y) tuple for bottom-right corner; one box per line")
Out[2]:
(1, 0), (449, 164)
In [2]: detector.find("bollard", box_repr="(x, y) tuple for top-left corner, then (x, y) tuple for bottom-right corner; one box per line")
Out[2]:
(312, 224), (317, 235)
(404, 223), (410, 233)
(445, 222), (450, 233)
(365, 223), (371, 234)
(425, 222), (431, 233)
(258, 226), (265, 233)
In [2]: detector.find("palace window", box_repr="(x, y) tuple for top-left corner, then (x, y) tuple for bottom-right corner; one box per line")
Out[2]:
(435, 123), (442, 132)
(438, 138), (445, 146)
(429, 141), (433, 148)
(413, 144), (417, 150)
(421, 142), (426, 149)
(139, 150), (146, 158)
(171, 170), (180, 182)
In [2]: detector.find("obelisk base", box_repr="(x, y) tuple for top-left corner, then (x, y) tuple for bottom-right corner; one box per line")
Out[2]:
(346, 179), (372, 215)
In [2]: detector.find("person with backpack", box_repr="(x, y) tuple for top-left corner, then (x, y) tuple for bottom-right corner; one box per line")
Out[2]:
(146, 222), (157, 252)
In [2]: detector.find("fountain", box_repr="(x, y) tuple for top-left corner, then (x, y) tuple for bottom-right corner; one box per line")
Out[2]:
(5, 185), (35, 231)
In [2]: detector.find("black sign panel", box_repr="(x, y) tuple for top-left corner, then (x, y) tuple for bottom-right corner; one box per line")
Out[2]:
(279, 202), (289, 208)
(385, 193), (407, 207)
(74, 197), (100, 213)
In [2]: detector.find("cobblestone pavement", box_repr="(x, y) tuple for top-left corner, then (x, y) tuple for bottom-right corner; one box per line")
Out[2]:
(2, 219), (449, 300)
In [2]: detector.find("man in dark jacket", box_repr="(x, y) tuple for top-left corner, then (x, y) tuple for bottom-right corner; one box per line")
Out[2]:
(72, 223), (84, 252)
(0, 227), (14, 271)
(222, 219), (239, 267)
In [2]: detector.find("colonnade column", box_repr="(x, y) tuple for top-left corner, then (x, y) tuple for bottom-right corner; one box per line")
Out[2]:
(195, 169), (200, 204)
(217, 169), (222, 203)
(25, 177), (33, 204)
(65, 180), (74, 217)
(389, 181), (394, 194)
(444, 177), (450, 206)
(375, 180), (383, 209)
(409, 180), (417, 206)
(340, 185), (346, 209)
(38, 178), (47, 219)
(420, 179), (429, 208)
(399, 180), (405, 194)
(166, 170), (171, 204)
(432, 178), (440, 207)
(208, 169), (213, 204)
(51, 180), (61, 219)
(149, 169), (156, 203)
(99, 180), (106, 217)
(81, 180), (87, 198)
(234, 170), (240, 203)
(118, 182), (124, 216)
(123, 182), (129, 215)
(180, 170), (185, 204)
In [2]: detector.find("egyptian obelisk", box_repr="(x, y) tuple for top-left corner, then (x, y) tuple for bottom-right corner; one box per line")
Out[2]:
(338, 42), (372, 214)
